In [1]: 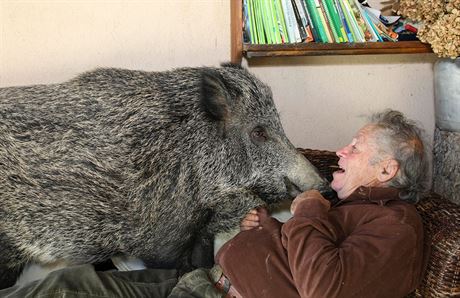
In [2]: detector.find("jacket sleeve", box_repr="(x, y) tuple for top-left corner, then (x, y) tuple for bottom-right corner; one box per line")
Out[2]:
(281, 197), (419, 298)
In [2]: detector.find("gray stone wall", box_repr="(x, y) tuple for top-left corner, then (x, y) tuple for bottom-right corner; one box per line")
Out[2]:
(433, 127), (460, 204)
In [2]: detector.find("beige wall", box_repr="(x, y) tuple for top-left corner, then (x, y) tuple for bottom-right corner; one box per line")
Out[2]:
(0, 0), (437, 150)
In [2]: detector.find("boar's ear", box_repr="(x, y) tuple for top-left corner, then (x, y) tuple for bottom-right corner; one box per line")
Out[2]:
(200, 69), (232, 122)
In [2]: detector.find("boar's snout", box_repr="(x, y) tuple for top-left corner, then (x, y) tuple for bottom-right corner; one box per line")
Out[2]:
(284, 176), (302, 198)
(284, 152), (332, 199)
(284, 176), (331, 199)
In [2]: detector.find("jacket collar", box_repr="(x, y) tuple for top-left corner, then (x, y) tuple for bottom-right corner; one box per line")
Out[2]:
(334, 187), (401, 207)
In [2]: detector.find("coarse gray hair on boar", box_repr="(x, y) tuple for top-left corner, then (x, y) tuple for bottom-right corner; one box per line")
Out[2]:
(0, 63), (328, 285)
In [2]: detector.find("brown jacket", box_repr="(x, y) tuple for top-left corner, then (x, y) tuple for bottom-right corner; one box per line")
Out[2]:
(216, 187), (426, 298)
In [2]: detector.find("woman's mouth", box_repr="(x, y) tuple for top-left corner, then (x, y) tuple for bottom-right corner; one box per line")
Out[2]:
(331, 165), (345, 173)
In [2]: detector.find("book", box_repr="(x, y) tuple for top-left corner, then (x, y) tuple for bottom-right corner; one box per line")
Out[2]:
(364, 6), (398, 41)
(334, 0), (353, 42)
(340, 0), (364, 42)
(281, 0), (302, 42)
(268, 0), (283, 43)
(321, 0), (341, 42)
(324, 0), (347, 42)
(243, 0), (254, 43)
(301, 0), (320, 41)
(293, 0), (314, 42)
(304, 0), (329, 42)
(345, 0), (371, 41)
(317, 0), (334, 42)
(257, 0), (270, 44)
(249, 0), (259, 43)
(254, 0), (267, 44)
(355, 1), (382, 42)
(273, 0), (289, 43)
(291, 0), (308, 40)
(260, 0), (277, 43)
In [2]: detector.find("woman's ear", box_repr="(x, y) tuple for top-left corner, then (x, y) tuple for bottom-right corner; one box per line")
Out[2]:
(377, 159), (399, 183)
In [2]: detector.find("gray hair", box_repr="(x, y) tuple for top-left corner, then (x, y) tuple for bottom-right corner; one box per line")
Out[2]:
(368, 109), (430, 203)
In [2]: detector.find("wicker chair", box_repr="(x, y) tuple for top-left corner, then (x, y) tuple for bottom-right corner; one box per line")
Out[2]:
(299, 148), (460, 298)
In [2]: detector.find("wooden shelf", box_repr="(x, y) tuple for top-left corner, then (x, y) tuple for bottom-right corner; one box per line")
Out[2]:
(230, 0), (433, 64)
(243, 41), (432, 58)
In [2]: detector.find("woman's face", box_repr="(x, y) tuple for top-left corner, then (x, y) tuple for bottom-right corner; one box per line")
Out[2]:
(331, 125), (382, 199)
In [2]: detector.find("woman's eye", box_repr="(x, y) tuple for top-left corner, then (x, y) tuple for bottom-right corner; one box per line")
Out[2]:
(251, 127), (268, 143)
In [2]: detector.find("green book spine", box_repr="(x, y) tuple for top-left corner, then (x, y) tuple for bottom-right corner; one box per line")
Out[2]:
(302, 0), (320, 41)
(263, 0), (274, 43)
(252, 0), (259, 43)
(274, 0), (289, 43)
(324, 0), (345, 42)
(255, 0), (267, 44)
(334, 0), (352, 41)
(261, 0), (273, 44)
(317, 1), (333, 42)
(304, 0), (327, 42)
(248, 0), (257, 43)
(269, 0), (282, 43)
(332, 0), (349, 42)
(321, 0), (340, 42)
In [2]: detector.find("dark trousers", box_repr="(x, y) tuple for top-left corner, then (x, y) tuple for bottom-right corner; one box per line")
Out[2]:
(0, 264), (224, 298)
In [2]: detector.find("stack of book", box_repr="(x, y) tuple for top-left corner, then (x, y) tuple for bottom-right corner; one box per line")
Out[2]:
(242, 0), (399, 44)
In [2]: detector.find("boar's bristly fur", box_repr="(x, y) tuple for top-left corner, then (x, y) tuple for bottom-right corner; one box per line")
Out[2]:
(0, 64), (327, 285)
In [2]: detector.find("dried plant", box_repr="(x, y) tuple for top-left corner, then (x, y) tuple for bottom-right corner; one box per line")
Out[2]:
(396, 0), (460, 58)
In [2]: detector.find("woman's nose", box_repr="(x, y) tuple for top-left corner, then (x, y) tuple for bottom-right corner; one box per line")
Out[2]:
(336, 145), (348, 158)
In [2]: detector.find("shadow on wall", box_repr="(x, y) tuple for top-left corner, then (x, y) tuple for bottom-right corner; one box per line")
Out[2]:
(245, 53), (437, 68)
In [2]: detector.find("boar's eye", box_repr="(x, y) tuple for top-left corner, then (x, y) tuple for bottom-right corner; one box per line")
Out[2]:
(251, 126), (268, 143)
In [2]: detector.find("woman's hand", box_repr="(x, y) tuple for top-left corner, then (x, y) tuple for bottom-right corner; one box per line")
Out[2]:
(240, 208), (268, 231)
(290, 190), (330, 214)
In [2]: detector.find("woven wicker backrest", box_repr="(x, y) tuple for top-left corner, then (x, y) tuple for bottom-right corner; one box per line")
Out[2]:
(299, 148), (460, 298)
(413, 194), (460, 297)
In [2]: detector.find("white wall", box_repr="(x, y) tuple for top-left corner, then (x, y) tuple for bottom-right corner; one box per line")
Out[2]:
(0, 0), (436, 150)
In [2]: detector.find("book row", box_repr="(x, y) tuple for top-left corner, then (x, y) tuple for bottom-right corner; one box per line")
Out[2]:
(242, 0), (400, 44)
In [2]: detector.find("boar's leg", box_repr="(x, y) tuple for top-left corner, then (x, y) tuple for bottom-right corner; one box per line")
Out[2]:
(0, 266), (22, 289)
(176, 211), (215, 275)
(190, 231), (214, 270)
(205, 190), (265, 235)
(0, 232), (28, 288)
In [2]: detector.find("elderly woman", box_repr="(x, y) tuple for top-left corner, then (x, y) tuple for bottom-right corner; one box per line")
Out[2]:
(208, 109), (430, 298)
